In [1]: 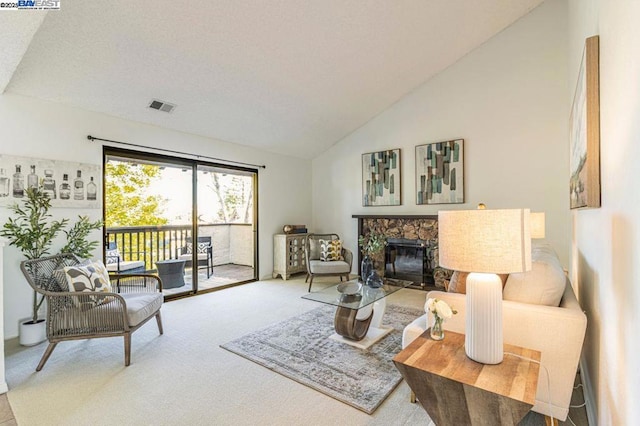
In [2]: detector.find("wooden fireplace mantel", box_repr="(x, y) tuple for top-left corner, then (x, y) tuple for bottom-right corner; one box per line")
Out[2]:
(352, 214), (438, 220)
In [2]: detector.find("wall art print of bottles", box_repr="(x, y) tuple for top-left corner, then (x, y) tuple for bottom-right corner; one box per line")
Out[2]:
(0, 154), (101, 209)
(415, 139), (464, 205)
(362, 148), (401, 206)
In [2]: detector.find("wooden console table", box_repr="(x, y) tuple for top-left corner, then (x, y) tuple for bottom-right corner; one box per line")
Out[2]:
(393, 330), (540, 426)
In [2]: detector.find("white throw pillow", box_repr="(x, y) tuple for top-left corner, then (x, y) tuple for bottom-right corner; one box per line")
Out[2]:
(503, 243), (565, 307)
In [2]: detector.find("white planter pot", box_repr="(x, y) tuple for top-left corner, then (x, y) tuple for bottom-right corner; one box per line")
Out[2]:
(19, 319), (46, 346)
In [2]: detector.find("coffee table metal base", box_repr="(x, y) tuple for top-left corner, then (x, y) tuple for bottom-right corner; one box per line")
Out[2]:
(330, 297), (391, 349)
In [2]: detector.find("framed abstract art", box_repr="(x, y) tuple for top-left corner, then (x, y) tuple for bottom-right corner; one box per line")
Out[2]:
(362, 149), (401, 206)
(415, 139), (464, 205)
(569, 35), (600, 209)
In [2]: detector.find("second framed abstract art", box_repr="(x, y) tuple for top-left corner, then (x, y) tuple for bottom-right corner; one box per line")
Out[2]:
(415, 139), (464, 205)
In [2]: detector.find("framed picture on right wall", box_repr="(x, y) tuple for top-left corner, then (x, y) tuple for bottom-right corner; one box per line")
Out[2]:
(570, 35), (601, 209)
(415, 139), (464, 205)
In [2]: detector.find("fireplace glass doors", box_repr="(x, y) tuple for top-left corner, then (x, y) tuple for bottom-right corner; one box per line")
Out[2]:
(385, 238), (437, 287)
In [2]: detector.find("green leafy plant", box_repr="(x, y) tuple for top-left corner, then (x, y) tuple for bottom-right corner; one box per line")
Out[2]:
(60, 216), (103, 259)
(1, 187), (69, 261)
(358, 232), (387, 256)
(0, 186), (102, 323)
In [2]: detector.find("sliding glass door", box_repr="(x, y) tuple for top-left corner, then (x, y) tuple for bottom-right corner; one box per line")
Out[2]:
(104, 147), (257, 299)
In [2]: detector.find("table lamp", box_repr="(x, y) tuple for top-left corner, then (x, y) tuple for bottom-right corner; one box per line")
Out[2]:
(438, 208), (531, 364)
(530, 212), (545, 239)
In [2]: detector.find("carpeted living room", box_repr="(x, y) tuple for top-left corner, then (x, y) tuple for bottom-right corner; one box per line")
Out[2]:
(1, 0), (639, 425)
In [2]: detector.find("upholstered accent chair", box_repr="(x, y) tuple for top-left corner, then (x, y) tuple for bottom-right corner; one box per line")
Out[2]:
(178, 236), (213, 278)
(304, 233), (352, 292)
(21, 253), (164, 371)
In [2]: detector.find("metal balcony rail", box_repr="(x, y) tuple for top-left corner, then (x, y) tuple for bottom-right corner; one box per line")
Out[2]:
(105, 223), (250, 270)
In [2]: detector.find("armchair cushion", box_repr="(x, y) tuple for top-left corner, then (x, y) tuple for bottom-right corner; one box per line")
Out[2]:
(178, 253), (210, 262)
(120, 292), (164, 326)
(308, 259), (350, 274)
(308, 239), (321, 260)
(63, 261), (113, 307)
(106, 260), (146, 272)
(319, 239), (344, 261)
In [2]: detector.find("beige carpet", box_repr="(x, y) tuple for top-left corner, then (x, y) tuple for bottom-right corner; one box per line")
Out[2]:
(5, 276), (430, 425)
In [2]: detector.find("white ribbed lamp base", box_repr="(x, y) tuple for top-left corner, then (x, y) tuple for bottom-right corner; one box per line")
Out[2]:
(465, 272), (503, 364)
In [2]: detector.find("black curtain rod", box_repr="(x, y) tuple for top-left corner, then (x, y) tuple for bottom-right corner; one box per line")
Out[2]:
(87, 135), (266, 169)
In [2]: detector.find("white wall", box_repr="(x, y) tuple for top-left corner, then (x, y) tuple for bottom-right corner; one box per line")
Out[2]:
(230, 225), (254, 267)
(568, 0), (640, 424)
(312, 1), (569, 267)
(0, 93), (312, 338)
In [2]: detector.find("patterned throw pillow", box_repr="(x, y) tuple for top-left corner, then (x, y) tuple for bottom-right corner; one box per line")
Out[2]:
(63, 261), (113, 307)
(319, 239), (344, 262)
(186, 242), (210, 254)
(105, 248), (120, 264)
(53, 259), (92, 292)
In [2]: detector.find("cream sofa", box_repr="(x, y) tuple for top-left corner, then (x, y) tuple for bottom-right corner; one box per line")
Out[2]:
(402, 243), (587, 421)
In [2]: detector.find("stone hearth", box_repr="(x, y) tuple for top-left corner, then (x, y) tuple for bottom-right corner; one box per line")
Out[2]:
(353, 215), (453, 289)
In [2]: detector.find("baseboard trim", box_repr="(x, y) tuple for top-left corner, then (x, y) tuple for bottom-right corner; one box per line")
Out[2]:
(579, 357), (597, 426)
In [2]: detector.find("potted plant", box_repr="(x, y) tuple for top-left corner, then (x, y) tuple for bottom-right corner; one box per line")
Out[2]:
(0, 186), (102, 345)
(358, 232), (387, 281)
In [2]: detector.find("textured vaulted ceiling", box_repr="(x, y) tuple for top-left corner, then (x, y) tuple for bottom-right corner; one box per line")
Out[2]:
(2, 0), (544, 159)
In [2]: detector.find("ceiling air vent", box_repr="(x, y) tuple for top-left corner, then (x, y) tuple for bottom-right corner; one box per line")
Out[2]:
(148, 99), (176, 113)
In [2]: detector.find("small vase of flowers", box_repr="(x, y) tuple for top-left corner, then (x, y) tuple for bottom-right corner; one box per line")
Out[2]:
(425, 298), (457, 341)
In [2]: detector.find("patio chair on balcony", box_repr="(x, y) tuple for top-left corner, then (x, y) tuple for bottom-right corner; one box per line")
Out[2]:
(178, 236), (213, 278)
(105, 242), (147, 274)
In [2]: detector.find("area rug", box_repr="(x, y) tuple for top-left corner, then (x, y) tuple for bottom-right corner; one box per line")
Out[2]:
(220, 304), (423, 414)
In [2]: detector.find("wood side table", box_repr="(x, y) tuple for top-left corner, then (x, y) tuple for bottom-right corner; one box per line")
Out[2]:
(393, 330), (540, 426)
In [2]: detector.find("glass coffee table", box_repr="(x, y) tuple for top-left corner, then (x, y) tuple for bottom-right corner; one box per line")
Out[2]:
(302, 277), (413, 349)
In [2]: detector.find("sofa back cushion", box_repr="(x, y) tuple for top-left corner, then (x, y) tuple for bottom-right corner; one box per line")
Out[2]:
(448, 271), (508, 294)
(503, 243), (565, 307)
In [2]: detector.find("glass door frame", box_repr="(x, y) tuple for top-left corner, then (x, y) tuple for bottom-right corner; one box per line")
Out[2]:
(102, 146), (259, 299)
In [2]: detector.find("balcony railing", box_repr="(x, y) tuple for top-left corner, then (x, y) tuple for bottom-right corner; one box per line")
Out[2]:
(106, 223), (254, 270)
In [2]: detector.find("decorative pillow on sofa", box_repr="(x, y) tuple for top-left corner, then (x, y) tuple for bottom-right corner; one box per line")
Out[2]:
(63, 261), (113, 307)
(503, 243), (565, 307)
(447, 271), (508, 294)
(319, 239), (344, 261)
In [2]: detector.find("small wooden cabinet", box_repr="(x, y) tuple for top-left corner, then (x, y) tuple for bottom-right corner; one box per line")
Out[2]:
(273, 233), (308, 280)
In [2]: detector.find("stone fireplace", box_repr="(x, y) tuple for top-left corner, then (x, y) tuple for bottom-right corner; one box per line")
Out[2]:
(352, 215), (453, 289)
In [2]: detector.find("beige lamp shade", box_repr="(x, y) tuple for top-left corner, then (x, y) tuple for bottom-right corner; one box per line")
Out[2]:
(439, 208), (532, 364)
(438, 208), (532, 274)
(530, 212), (545, 239)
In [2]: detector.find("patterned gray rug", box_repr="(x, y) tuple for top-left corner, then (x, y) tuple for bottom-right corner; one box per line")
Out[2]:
(221, 304), (422, 414)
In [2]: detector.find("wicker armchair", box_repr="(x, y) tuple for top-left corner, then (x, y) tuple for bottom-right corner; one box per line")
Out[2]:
(20, 253), (164, 371)
(304, 233), (352, 292)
